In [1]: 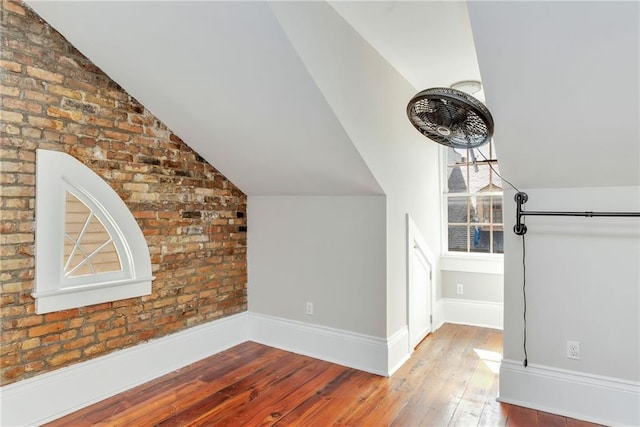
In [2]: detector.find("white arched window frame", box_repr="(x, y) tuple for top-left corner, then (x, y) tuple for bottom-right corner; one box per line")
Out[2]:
(33, 149), (153, 314)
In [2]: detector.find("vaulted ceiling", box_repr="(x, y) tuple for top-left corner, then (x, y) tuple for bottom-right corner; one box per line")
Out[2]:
(27, 1), (639, 195)
(468, 1), (639, 189)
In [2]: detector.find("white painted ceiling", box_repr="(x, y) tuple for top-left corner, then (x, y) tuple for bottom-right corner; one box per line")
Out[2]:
(27, 1), (639, 195)
(468, 1), (639, 189)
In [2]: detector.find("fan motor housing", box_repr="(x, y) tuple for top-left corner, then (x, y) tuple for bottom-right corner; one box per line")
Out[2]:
(407, 87), (494, 150)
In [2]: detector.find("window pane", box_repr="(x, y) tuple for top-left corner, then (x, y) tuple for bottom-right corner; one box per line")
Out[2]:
(468, 164), (491, 193)
(492, 196), (503, 223)
(448, 225), (468, 252)
(65, 192), (90, 240)
(489, 162), (503, 190)
(469, 225), (490, 253)
(493, 227), (504, 254)
(445, 141), (504, 255)
(475, 195), (495, 224)
(469, 196), (479, 223)
(447, 166), (467, 193)
(447, 197), (469, 223)
(93, 241), (121, 273)
(64, 192), (122, 278)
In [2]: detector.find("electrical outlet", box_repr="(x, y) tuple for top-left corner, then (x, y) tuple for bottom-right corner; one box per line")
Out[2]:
(305, 302), (313, 316)
(567, 340), (580, 360)
(456, 284), (464, 295)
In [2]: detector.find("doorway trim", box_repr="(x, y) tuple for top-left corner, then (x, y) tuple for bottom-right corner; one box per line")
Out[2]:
(406, 214), (437, 353)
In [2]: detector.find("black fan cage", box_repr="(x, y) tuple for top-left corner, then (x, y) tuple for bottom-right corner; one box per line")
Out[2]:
(407, 87), (494, 149)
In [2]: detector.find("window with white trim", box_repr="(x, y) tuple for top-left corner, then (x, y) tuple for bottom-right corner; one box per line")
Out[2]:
(445, 140), (504, 254)
(34, 150), (153, 314)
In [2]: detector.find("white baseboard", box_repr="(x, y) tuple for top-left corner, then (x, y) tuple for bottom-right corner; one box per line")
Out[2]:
(248, 312), (389, 376)
(433, 298), (445, 330)
(387, 326), (410, 376)
(499, 359), (640, 426)
(442, 298), (503, 330)
(0, 312), (250, 427)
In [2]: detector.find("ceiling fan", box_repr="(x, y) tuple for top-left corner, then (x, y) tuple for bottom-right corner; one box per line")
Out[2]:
(406, 87), (493, 150)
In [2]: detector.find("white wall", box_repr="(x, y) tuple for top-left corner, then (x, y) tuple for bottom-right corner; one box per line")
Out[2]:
(503, 186), (639, 378)
(248, 196), (387, 337)
(441, 271), (503, 303)
(501, 186), (640, 424)
(269, 3), (443, 360)
(439, 265), (504, 330)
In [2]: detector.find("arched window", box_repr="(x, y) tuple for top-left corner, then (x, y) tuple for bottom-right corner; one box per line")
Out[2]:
(33, 150), (153, 314)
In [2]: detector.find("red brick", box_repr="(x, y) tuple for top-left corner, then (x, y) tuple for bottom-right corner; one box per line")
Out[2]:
(64, 78), (97, 93)
(63, 336), (95, 350)
(26, 66), (63, 83)
(83, 342), (107, 357)
(0, 60), (22, 73)
(46, 106), (82, 121)
(2, 0), (25, 15)
(116, 122), (143, 133)
(28, 321), (67, 338)
(103, 130), (130, 142)
(49, 350), (81, 367)
(85, 93), (115, 108)
(27, 116), (63, 130)
(23, 343), (61, 362)
(23, 89), (59, 104)
(44, 309), (79, 322)
(0, 111), (23, 123)
(0, 85), (20, 97)
(47, 84), (82, 100)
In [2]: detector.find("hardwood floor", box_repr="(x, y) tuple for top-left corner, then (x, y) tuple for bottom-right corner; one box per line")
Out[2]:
(45, 324), (601, 426)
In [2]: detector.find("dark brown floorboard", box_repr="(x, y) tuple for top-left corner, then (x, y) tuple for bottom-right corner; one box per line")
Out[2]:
(44, 324), (603, 427)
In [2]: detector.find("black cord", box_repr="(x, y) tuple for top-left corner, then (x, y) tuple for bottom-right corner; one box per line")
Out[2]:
(472, 147), (528, 366)
(474, 148), (521, 194)
(522, 232), (528, 367)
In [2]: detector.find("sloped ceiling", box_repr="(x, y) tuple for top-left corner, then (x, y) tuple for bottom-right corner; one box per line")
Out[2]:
(328, 1), (483, 96)
(468, 1), (639, 189)
(26, 1), (639, 195)
(24, 1), (388, 196)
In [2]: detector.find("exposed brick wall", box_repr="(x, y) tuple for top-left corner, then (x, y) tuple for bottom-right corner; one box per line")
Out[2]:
(0, 0), (247, 385)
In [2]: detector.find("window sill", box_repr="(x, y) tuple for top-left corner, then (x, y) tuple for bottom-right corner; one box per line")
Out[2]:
(440, 253), (504, 275)
(33, 278), (153, 314)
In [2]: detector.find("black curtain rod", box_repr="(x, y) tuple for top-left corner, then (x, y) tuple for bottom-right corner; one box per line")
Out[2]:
(513, 192), (640, 235)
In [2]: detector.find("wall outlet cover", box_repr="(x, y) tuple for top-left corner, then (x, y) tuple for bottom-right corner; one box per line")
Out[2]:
(567, 340), (580, 360)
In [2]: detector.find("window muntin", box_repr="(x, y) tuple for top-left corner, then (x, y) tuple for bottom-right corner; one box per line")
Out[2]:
(64, 191), (122, 278)
(445, 140), (504, 254)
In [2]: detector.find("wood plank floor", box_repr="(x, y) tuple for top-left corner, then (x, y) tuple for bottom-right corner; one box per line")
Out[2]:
(45, 324), (602, 426)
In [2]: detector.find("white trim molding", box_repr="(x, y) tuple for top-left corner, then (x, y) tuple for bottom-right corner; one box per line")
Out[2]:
(442, 298), (503, 330)
(387, 326), (410, 376)
(406, 213), (436, 352)
(248, 312), (389, 377)
(440, 254), (504, 275)
(34, 149), (153, 313)
(0, 313), (250, 427)
(433, 298), (445, 330)
(499, 359), (640, 426)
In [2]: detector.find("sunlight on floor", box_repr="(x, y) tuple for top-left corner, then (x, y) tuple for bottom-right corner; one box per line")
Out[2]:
(473, 348), (502, 374)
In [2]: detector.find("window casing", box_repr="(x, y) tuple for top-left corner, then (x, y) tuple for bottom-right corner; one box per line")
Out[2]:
(33, 150), (153, 314)
(444, 141), (504, 255)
